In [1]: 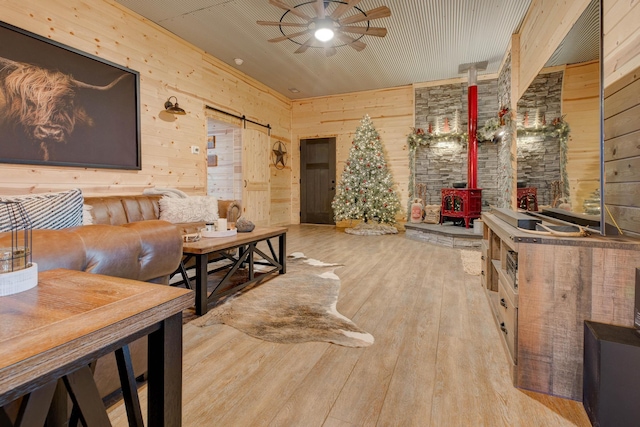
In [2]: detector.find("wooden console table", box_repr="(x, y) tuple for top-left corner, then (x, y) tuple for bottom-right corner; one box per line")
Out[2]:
(181, 227), (287, 316)
(440, 188), (482, 228)
(481, 212), (640, 400)
(0, 269), (192, 426)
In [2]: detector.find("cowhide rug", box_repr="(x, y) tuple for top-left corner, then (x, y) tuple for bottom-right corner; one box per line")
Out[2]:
(190, 253), (374, 348)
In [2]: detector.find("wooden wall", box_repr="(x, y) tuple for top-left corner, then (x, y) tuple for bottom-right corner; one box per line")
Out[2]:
(602, 0), (640, 236)
(603, 65), (640, 235)
(517, 0), (591, 99)
(0, 0), (292, 224)
(562, 60), (601, 213)
(270, 136), (293, 226)
(291, 86), (414, 224)
(603, 0), (640, 88)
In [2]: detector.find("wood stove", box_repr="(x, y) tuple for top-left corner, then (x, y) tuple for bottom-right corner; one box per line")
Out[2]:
(440, 188), (482, 228)
(438, 62), (486, 229)
(517, 187), (538, 211)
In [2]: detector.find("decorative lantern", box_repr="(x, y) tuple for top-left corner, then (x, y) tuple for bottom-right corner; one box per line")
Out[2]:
(0, 201), (38, 296)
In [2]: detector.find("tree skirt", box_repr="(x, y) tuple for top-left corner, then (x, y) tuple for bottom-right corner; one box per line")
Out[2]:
(344, 222), (398, 236)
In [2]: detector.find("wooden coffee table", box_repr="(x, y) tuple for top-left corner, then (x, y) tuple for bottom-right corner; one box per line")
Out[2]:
(0, 269), (192, 426)
(181, 226), (287, 315)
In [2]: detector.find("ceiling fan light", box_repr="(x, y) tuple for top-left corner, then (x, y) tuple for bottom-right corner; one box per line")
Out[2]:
(315, 27), (334, 42)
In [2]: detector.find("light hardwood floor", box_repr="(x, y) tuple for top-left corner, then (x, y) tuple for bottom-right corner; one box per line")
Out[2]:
(108, 224), (591, 426)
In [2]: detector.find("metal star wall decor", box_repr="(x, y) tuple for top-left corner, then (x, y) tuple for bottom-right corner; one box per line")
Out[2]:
(272, 140), (287, 169)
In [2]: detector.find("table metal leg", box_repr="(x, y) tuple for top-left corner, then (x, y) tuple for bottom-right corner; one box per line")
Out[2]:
(13, 380), (57, 427)
(194, 254), (208, 316)
(115, 345), (144, 427)
(279, 233), (286, 274)
(63, 367), (111, 427)
(148, 312), (182, 427)
(46, 380), (67, 427)
(248, 243), (255, 280)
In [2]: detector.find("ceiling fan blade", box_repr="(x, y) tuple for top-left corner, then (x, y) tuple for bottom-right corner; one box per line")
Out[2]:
(314, 0), (325, 18)
(257, 20), (309, 28)
(269, 0), (312, 21)
(336, 32), (366, 51)
(295, 36), (315, 53)
(339, 26), (387, 37)
(330, 0), (363, 19)
(340, 6), (391, 25)
(268, 29), (311, 43)
(324, 46), (338, 57)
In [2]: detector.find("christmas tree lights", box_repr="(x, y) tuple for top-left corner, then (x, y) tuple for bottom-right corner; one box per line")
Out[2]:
(332, 115), (401, 224)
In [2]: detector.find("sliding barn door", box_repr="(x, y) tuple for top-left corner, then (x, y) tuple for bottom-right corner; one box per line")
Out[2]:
(241, 129), (270, 226)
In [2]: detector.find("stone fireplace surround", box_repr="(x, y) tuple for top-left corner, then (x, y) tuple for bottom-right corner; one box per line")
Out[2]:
(413, 70), (564, 210)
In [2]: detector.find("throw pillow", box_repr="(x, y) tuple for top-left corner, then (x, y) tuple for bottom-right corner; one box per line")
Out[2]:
(0, 189), (83, 232)
(82, 204), (94, 225)
(159, 196), (219, 223)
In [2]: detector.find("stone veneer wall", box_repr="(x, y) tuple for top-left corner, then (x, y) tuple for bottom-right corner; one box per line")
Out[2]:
(412, 69), (564, 210)
(497, 54), (513, 209)
(516, 71), (564, 206)
(414, 80), (499, 207)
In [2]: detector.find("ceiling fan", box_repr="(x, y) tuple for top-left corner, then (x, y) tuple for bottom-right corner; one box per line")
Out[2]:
(257, 0), (391, 56)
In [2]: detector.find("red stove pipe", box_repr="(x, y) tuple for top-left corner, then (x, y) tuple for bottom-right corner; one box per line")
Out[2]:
(468, 73), (478, 189)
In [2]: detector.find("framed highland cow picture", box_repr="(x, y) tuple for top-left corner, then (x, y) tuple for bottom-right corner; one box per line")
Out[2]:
(0, 21), (141, 169)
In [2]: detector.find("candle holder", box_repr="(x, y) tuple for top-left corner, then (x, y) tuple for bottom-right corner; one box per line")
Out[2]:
(0, 200), (38, 296)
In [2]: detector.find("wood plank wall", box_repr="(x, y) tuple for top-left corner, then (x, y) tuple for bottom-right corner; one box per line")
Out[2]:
(603, 0), (640, 87)
(517, 0), (591, 99)
(0, 0), (292, 221)
(291, 86), (414, 225)
(562, 60), (601, 213)
(603, 65), (640, 235)
(602, 0), (640, 235)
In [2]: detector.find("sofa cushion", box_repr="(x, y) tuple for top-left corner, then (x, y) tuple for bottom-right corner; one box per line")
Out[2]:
(0, 189), (83, 232)
(83, 195), (160, 225)
(159, 196), (219, 224)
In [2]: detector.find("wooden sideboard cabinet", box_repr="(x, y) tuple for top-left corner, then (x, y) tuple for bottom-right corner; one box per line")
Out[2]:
(481, 211), (640, 400)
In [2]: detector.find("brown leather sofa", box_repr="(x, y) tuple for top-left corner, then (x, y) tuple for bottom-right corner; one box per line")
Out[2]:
(0, 193), (240, 404)
(80, 194), (240, 399)
(84, 194), (241, 234)
(82, 194), (241, 399)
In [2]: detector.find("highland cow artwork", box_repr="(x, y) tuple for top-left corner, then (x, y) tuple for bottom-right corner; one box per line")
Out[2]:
(0, 21), (140, 169)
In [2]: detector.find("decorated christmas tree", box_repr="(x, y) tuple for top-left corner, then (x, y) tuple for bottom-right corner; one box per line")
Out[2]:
(332, 115), (401, 224)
